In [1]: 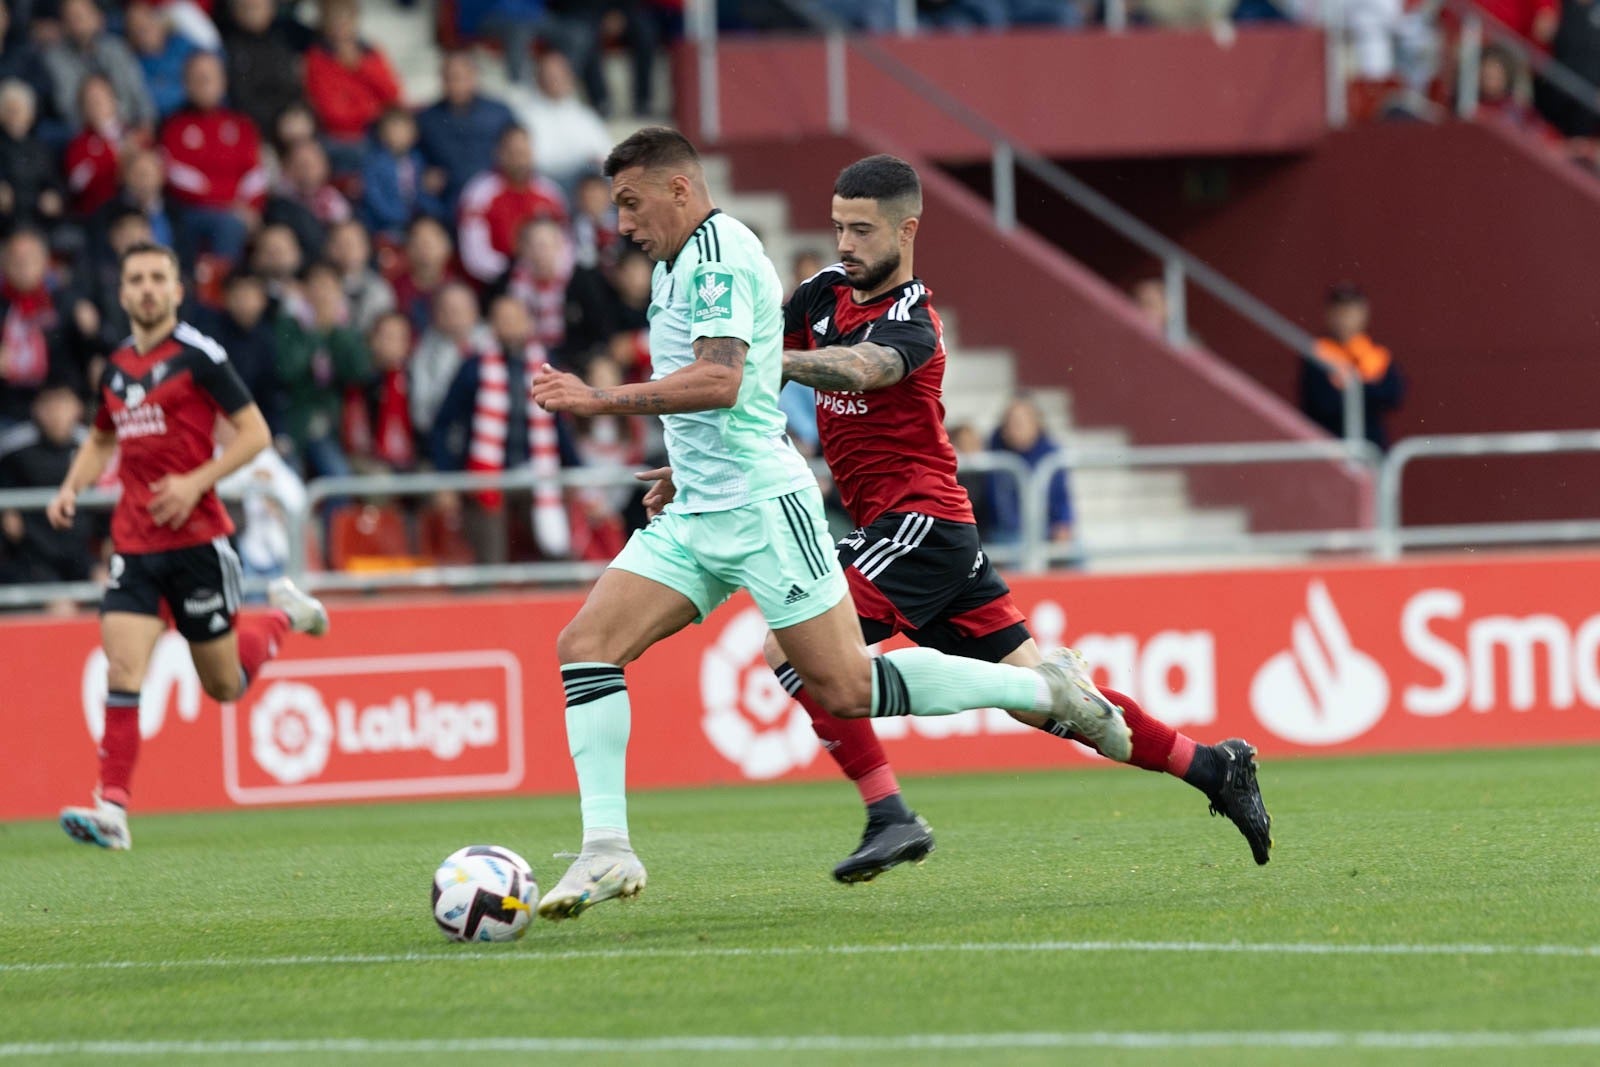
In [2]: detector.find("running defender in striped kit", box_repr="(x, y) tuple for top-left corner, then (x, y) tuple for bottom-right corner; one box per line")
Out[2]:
(768, 154), (1273, 881)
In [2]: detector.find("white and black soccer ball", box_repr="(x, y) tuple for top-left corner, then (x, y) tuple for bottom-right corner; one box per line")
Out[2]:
(432, 845), (537, 942)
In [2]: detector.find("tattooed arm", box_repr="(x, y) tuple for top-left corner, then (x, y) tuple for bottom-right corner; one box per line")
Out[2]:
(531, 337), (746, 416)
(783, 342), (906, 392)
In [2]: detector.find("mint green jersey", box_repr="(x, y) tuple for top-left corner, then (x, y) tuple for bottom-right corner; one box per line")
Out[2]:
(648, 210), (814, 513)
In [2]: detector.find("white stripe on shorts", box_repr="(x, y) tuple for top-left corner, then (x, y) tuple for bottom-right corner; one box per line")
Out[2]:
(212, 536), (242, 616)
(860, 514), (935, 582)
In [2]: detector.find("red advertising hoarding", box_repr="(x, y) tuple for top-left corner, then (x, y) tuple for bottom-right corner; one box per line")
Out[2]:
(6, 552), (1600, 820)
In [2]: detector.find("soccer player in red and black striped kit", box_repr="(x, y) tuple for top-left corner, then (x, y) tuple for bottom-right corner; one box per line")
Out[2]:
(772, 156), (1272, 880)
(46, 242), (330, 850)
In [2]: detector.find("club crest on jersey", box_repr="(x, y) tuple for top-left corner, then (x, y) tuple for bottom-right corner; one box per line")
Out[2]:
(693, 271), (733, 322)
(124, 383), (146, 408)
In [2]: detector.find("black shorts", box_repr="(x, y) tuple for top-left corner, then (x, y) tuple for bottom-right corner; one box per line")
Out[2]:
(101, 538), (243, 643)
(837, 511), (1030, 664)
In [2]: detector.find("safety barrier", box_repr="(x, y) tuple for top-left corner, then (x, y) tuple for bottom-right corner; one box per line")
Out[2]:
(4, 432), (1600, 609)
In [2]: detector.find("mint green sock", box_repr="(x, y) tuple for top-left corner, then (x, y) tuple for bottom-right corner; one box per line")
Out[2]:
(561, 663), (631, 838)
(875, 646), (1050, 717)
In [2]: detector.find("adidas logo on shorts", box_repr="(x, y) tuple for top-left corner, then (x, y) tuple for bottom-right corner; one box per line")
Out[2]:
(784, 584), (809, 605)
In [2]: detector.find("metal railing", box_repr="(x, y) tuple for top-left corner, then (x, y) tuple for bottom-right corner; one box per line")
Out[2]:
(0, 483), (292, 609)
(683, 0), (1369, 448)
(1026, 439), (1383, 570)
(10, 430), (1600, 610)
(1376, 430), (1600, 560)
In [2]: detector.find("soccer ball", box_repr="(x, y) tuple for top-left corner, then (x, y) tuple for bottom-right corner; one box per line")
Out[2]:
(432, 845), (537, 942)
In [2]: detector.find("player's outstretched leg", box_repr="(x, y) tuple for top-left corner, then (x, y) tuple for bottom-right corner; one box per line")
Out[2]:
(1038, 685), (1272, 865)
(776, 601), (1131, 759)
(773, 660), (935, 884)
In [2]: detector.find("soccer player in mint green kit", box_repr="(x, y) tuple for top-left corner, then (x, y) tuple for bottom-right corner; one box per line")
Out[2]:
(529, 127), (1128, 921)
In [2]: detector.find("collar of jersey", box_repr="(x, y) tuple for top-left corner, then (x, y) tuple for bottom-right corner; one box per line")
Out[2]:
(666, 208), (722, 271)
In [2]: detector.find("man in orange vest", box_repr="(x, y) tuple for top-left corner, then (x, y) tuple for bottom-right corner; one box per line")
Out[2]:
(1301, 282), (1405, 450)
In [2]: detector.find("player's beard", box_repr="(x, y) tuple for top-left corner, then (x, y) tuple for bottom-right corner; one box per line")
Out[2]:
(128, 298), (176, 332)
(844, 249), (901, 293)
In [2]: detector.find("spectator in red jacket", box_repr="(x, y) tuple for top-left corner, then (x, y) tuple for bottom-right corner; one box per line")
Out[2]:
(458, 125), (568, 284)
(160, 50), (265, 267)
(303, 0), (400, 172)
(64, 74), (133, 217)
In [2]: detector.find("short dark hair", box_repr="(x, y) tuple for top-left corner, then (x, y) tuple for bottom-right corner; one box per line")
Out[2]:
(119, 240), (181, 274)
(834, 154), (922, 214)
(1327, 282), (1367, 306)
(603, 126), (700, 179)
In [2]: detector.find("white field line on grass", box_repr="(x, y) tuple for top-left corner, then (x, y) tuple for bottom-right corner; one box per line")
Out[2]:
(4, 938), (1600, 975)
(6, 1032), (1600, 1056)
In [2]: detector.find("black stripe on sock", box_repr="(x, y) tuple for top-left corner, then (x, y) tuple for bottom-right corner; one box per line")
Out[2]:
(564, 682), (628, 708)
(562, 679), (624, 701)
(774, 662), (803, 696)
(779, 493), (827, 579)
(106, 690), (140, 708)
(561, 665), (626, 707)
(561, 665), (624, 683)
(871, 658), (911, 718)
(1042, 718), (1077, 740)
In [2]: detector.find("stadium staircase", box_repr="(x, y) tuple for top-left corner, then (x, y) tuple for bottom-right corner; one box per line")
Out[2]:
(366, 1), (1262, 569)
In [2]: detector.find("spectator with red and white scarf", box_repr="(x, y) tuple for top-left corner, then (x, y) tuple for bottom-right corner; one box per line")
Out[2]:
(485, 217), (572, 355)
(344, 311), (417, 474)
(0, 230), (99, 427)
(429, 295), (579, 564)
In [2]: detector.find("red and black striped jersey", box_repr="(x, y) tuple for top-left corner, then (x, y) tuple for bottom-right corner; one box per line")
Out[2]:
(93, 321), (253, 554)
(784, 268), (974, 527)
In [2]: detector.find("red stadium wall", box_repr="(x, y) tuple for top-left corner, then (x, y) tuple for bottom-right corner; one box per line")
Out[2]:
(715, 134), (1370, 532)
(8, 552), (1600, 820)
(672, 26), (1329, 160)
(956, 121), (1600, 528)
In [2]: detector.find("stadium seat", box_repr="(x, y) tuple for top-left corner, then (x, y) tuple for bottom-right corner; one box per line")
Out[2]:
(327, 504), (425, 572)
(418, 503), (478, 566)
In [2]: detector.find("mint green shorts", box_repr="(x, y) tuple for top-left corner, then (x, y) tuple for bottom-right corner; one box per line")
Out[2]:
(610, 488), (847, 629)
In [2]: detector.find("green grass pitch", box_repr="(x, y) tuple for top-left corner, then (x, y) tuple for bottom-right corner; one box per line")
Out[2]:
(3, 746), (1600, 1066)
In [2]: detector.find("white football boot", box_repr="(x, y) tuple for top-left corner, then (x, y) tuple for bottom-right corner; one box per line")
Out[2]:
(268, 576), (330, 636)
(537, 840), (648, 921)
(60, 792), (132, 851)
(1035, 647), (1132, 762)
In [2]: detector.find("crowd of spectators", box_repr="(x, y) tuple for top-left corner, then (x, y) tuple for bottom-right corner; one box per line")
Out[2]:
(0, 0), (667, 587)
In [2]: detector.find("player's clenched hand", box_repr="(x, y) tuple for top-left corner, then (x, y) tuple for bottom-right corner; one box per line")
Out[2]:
(531, 364), (599, 416)
(46, 486), (77, 530)
(148, 473), (203, 530)
(634, 466), (675, 519)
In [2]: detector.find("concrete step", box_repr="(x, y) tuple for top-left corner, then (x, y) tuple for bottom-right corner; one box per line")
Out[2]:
(1078, 508), (1250, 547)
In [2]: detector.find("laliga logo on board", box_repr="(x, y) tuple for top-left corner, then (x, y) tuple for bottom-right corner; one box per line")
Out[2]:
(224, 651), (524, 804)
(1250, 580), (1390, 745)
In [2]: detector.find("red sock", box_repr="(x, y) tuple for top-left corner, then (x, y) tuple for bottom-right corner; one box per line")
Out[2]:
(775, 662), (900, 804)
(236, 610), (292, 687)
(98, 691), (141, 808)
(1099, 687), (1197, 777)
